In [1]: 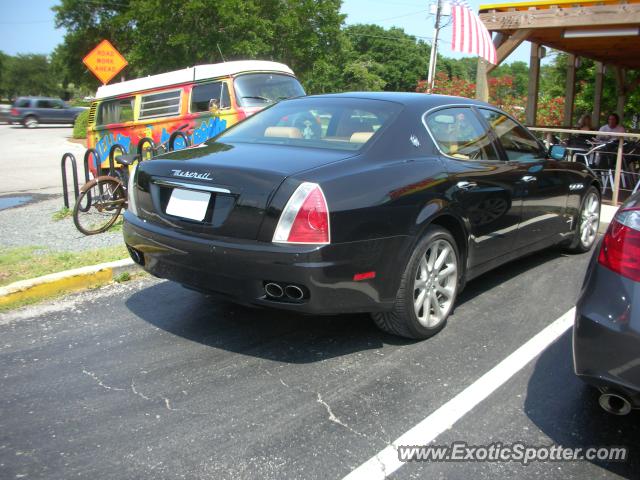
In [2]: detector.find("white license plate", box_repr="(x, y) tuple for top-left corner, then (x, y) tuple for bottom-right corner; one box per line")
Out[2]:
(166, 188), (211, 221)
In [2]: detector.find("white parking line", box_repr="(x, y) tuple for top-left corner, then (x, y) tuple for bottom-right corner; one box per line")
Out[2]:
(343, 307), (576, 480)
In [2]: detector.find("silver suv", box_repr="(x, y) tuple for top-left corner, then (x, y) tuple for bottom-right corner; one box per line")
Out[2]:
(10, 97), (86, 128)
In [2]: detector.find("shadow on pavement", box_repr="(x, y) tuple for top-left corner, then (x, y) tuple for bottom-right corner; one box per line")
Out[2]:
(126, 280), (416, 363)
(457, 246), (569, 305)
(525, 330), (640, 478)
(125, 246), (573, 364)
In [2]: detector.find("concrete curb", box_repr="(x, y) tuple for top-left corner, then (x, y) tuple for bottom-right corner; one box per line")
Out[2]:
(599, 203), (618, 233)
(0, 258), (138, 309)
(0, 202), (621, 310)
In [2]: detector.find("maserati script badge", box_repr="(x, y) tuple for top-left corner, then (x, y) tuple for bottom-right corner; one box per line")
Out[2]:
(171, 169), (213, 181)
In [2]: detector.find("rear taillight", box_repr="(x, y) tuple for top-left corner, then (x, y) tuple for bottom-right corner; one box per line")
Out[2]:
(598, 207), (640, 282)
(10, 108), (18, 116)
(273, 182), (330, 244)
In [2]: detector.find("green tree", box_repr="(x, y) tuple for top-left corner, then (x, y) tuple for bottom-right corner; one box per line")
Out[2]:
(2, 54), (60, 98)
(343, 24), (430, 92)
(52, 0), (346, 93)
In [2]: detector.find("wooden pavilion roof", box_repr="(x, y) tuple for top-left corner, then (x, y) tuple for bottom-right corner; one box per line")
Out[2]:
(479, 0), (640, 69)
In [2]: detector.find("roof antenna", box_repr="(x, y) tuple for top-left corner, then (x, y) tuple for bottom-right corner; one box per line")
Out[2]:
(217, 43), (226, 62)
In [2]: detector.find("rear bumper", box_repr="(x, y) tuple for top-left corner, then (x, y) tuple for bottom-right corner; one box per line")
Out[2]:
(573, 253), (640, 402)
(123, 211), (408, 314)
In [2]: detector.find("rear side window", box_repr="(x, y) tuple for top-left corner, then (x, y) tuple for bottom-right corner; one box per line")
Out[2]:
(424, 107), (499, 161)
(139, 90), (181, 119)
(14, 98), (30, 108)
(191, 81), (231, 112)
(480, 109), (545, 162)
(97, 97), (134, 125)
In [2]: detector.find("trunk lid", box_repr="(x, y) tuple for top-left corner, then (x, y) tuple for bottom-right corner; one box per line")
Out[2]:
(135, 141), (352, 240)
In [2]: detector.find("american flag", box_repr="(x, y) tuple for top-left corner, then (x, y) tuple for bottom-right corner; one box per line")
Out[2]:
(451, 0), (497, 64)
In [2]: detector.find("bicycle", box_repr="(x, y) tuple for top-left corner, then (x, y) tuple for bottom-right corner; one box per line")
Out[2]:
(72, 126), (193, 235)
(72, 148), (136, 235)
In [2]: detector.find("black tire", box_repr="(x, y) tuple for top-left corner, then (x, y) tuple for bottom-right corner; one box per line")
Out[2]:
(23, 116), (38, 128)
(565, 186), (600, 253)
(372, 226), (461, 339)
(73, 177), (125, 235)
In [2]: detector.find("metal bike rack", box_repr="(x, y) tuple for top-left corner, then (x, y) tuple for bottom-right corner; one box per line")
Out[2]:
(61, 149), (101, 208)
(108, 145), (123, 177)
(61, 153), (79, 209)
(83, 148), (98, 181)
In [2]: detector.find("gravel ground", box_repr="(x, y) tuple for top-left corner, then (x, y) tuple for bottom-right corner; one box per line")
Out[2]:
(0, 194), (124, 252)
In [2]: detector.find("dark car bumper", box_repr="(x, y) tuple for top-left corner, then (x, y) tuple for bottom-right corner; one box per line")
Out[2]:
(123, 211), (408, 314)
(574, 246), (640, 403)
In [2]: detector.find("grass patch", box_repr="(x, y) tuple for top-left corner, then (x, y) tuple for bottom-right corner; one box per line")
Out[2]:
(114, 271), (131, 283)
(0, 245), (129, 287)
(52, 206), (72, 221)
(108, 216), (124, 232)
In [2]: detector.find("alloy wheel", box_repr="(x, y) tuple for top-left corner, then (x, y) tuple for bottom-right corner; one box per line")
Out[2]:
(413, 238), (458, 328)
(580, 191), (600, 248)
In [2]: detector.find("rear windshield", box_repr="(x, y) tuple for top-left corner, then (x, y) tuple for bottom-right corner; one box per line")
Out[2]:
(215, 97), (401, 151)
(234, 73), (305, 107)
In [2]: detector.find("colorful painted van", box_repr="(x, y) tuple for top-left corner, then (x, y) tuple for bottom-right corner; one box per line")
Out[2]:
(86, 60), (305, 173)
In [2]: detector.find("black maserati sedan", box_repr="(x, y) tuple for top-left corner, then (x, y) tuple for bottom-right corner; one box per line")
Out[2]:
(123, 92), (600, 339)
(574, 191), (640, 415)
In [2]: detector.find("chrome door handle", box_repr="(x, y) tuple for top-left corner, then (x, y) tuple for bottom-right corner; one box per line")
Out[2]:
(456, 181), (478, 190)
(521, 175), (537, 183)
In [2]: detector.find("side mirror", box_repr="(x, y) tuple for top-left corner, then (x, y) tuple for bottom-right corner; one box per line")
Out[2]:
(549, 144), (566, 161)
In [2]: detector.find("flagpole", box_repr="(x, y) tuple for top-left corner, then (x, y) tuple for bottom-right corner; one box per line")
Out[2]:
(426, 0), (443, 92)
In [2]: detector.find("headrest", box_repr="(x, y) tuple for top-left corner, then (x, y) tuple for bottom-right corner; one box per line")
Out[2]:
(349, 132), (374, 143)
(264, 126), (303, 138)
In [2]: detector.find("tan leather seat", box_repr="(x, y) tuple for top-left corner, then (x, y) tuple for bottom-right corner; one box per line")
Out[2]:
(264, 126), (303, 138)
(350, 132), (374, 143)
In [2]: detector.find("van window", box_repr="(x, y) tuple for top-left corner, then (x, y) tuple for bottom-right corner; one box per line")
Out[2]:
(139, 90), (181, 119)
(234, 73), (305, 107)
(14, 98), (30, 108)
(97, 97), (134, 125)
(191, 81), (230, 112)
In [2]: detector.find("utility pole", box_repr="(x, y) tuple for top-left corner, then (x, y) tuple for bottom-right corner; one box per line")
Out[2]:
(426, 0), (443, 92)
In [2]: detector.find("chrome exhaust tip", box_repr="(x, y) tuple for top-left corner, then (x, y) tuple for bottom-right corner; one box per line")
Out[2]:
(265, 282), (284, 298)
(598, 392), (632, 416)
(127, 245), (144, 266)
(284, 285), (304, 301)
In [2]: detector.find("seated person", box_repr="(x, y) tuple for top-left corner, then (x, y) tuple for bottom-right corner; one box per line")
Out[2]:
(597, 113), (625, 142)
(566, 114), (594, 149)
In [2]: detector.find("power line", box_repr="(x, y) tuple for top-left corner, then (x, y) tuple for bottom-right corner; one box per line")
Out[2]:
(370, 9), (429, 23)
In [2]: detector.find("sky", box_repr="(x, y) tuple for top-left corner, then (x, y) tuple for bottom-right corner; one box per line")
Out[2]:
(0, 0), (532, 63)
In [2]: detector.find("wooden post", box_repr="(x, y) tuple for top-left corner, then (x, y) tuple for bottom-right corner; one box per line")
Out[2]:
(526, 42), (540, 126)
(593, 62), (604, 128)
(564, 54), (576, 128)
(615, 67), (626, 122)
(476, 58), (489, 102)
(612, 137), (625, 205)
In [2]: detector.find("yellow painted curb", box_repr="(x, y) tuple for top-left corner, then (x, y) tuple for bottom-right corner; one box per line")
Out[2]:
(0, 258), (136, 309)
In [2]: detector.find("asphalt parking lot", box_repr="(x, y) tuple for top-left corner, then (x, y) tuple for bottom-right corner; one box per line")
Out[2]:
(0, 124), (85, 195)
(1, 245), (638, 479)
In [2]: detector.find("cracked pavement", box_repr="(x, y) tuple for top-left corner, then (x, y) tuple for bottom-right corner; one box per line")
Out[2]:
(1, 248), (638, 479)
